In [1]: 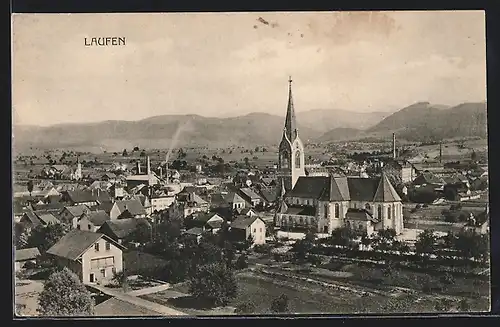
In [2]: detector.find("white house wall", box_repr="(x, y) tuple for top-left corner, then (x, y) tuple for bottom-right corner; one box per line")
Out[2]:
(81, 238), (123, 285)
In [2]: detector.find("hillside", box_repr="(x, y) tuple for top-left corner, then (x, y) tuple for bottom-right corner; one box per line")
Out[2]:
(12, 112), (323, 151)
(366, 102), (487, 142)
(317, 128), (362, 142)
(297, 109), (389, 133)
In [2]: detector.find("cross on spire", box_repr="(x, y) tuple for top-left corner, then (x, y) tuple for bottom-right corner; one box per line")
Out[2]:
(288, 76), (293, 87)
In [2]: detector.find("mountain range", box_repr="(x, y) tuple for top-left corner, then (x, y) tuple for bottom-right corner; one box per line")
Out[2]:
(12, 102), (487, 152)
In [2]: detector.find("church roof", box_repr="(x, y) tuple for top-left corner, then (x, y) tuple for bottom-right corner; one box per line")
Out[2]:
(286, 175), (401, 203)
(373, 173), (402, 202)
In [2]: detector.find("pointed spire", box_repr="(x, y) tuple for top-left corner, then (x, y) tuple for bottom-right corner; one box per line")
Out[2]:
(283, 76), (298, 142)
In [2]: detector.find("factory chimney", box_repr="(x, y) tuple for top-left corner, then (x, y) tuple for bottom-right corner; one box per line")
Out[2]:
(439, 142), (443, 163)
(147, 156), (151, 176)
(392, 133), (396, 159)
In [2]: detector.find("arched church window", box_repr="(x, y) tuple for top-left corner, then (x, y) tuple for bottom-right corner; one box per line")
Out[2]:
(334, 203), (340, 218)
(392, 205), (396, 219)
(387, 206), (392, 219)
(378, 205), (382, 219)
(324, 204), (329, 218)
(295, 150), (301, 168)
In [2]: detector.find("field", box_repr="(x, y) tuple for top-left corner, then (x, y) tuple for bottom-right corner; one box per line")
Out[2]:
(139, 256), (490, 315)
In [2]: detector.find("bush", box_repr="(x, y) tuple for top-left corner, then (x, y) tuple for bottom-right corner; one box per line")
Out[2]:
(307, 254), (323, 266)
(270, 294), (289, 313)
(440, 273), (456, 285)
(234, 301), (256, 314)
(253, 244), (271, 254)
(235, 254), (248, 270)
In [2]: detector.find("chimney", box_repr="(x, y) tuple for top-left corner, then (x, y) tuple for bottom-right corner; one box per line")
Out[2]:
(392, 133), (396, 159)
(147, 156), (151, 176)
(137, 161), (141, 174)
(439, 142), (443, 163)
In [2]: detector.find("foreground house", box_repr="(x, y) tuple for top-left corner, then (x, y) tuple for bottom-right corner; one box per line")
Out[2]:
(230, 215), (266, 245)
(46, 229), (125, 285)
(15, 247), (41, 271)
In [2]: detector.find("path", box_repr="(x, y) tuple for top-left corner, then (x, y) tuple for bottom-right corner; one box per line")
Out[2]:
(89, 284), (187, 316)
(127, 283), (171, 296)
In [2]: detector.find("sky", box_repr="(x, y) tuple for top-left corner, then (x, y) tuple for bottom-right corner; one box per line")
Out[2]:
(12, 11), (486, 126)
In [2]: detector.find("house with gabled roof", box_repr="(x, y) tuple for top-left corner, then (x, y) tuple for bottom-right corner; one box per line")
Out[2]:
(46, 229), (125, 284)
(237, 188), (264, 207)
(77, 210), (111, 232)
(60, 189), (111, 207)
(15, 247), (41, 271)
(97, 218), (151, 244)
(230, 215), (266, 245)
(59, 205), (91, 226)
(109, 199), (147, 220)
(185, 212), (225, 234)
(20, 210), (61, 229)
(277, 173), (404, 235)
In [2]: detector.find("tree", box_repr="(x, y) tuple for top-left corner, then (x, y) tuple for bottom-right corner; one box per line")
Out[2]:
(235, 301), (256, 314)
(244, 157), (250, 167)
(133, 146), (140, 152)
(235, 254), (248, 270)
(415, 229), (437, 257)
(27, 223), (69, 253)
(243, 234), (254, 251)
(27, 180), (34, 197)
(454, 231), (489, 262)
(140, 150), (146, 157)
(188, 262), (238, 307)
(458, 299), (470, 312)
(360, 232), (372, 250)
(270, 294), (289, 313)
(434, 298), (454, 312)
(38, 268), (94, 316)
(330, 227), (357, 249)
(122, 149), (128, 156)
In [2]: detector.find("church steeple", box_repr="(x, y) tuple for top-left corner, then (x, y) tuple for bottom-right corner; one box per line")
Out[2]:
(284, 76), (298, 142)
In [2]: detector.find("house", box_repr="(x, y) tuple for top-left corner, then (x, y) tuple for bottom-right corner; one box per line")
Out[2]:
(230, 215), (266, 245)
(59, 205), (91, 226)
(238, 188), (264, 207)
(224, 192), (247, 210)
(97, 218), (152, 244)
(109, 199), (147, 220)
(46, 229), (125, 284)
(236, 207), (258, 217)
(168, 192), (209, 219)
(258, 187), (278, 207)
(185, 212), (225, 233)
(76, 210), (111, 232)
(20, 211), (60, 229)
(462, 208), (489, 235)
(382, 160), (417, 184)
(412, 171), (446, 189)
(276, 173), (404, 235)
(60, 189), (111, 207)
(101, 172), (117, 182)
(15, 247), (41, 271)
(131, 194), (153, 215)
(182, 227), (205, 243)
(89, 181), (112, 191)
(109, 183), (126, 201)
(344, 208), (380, 236)
(150, 193), (175, 213)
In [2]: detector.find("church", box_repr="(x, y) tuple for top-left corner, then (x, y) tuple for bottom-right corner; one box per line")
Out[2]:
(276, 78), (404, 236)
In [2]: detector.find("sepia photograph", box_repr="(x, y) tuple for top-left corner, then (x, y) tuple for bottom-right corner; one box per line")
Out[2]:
(11, 11), (489, 317)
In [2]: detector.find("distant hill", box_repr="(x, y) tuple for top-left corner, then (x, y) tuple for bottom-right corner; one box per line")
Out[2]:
(13, 102), (487, 151)
(366, 102), (487, 142)
(297, 109), (389, 133)
(12, 112), (322, 151)
(317, 128), (362, 142)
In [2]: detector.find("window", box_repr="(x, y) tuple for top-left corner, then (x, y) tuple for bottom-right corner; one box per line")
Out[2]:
(88, 224), (92, 230)
(324, 204), (328, 218)
(299, 217), (304, 224)
(365, 203), (371, 211)
(306, 200), (310, 205)
(392, 205), (396, 219)
(112, 267), (116, 275)
(295, 150), (301, 168)
(89, 273), (95, 283)
(105, 242), (110, 251)
(378, 205), (382, 219)
(91, 256), (115, 269)
(94, 243), (100, 251)
(323, 226), (328, 233)
(253, 228), (256, 233)
(387, 207), (391, 219)
(281, 151), (289, 169)
(334, 203), (340, 218)
(260, 228), (262, 233)
(100, 268), (106, 278)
